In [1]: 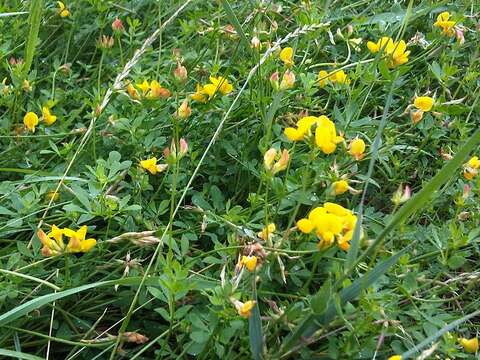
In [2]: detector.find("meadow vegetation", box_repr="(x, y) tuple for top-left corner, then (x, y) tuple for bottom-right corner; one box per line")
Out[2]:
(0, 0), (480, 359)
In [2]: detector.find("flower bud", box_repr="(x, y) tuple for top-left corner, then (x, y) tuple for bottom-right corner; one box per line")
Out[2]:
(411, 110), (423, 124)
(391, 185), (411, 206)
(263, 148), (277, 171)
(279, 70), (295, 90)
(22, 79), (32, 92)
(455, 28), (465, 45)
(179, 138), (188, 157)
(270, 71), (280, 91)
(98, 35), (114, 49)
(176, 99), (191, 119)
(251, 36), (261, 49)
(272, 149), (289, 174)
(173, 62), (188, 82)
(112, 17), (124, 32)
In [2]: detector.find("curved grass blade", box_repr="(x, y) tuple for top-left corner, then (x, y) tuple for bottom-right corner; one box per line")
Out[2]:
(249, 271), (263, 360)
(23, 0), (44, 77)
(220, 0), (252, 55)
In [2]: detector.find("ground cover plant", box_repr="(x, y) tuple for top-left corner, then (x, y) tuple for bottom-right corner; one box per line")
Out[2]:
(0, 0), (480, 359)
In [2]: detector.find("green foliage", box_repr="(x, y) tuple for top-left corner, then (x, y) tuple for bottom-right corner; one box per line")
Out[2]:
(0, 0), (479, 359)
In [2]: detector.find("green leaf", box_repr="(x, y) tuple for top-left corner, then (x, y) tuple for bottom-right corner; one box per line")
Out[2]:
(23, 0), (43, 76)
(310, 278), (332, 315)
(248, 303), (263, 360)
(220, 0), (251, 55)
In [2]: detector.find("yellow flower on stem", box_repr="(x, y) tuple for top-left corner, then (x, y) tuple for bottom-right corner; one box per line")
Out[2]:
(279, 70), (295, 90)
(63, 225), (96, 253)
(136, 80), (150, 95)
(233, 300), (256, 318)
(271, 149), (290, 175)
(434, 11), (456, 36)
(367, 37), (410, 68)
(23, 112), (39, 133)
(127, 83), (139, 99)
(333, 180), (349, 195)
(149, 80), (171, 99)
(297, 218), (314, 233)
(57, 1), (70, 17)
(414, 96), (434, 112)
(42, 106), (57, 126)
(279, 47), (294, 66)
(349, 138), (366, 160)
(140, 157), (168, 175)
(204, 76), (233, 97)
(191, 84), (209, 103)
(459, 337), (479, 353)
(463, 156), (480, 180)
(240, 255), (258, 272)
(315, 116), (343, 154)
(258, 223), (275, 240)
(176, 99), (191, 119)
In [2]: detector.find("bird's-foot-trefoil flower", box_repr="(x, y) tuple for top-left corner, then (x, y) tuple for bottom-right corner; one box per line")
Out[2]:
(24, 112), (39, 133)
(258, 223), (275, 241)
(112, 17), (124, 32)
(239, 255), (258, 272)
(163, 138), (189, 162)
(349, 138), (366, 160)
(140, 157), (168, 175)
(387, 356), (402, 360)
(232, 299), (256, 318)
(434, 12), (456, 36)
(279, 47), (294, 67)
(318, 69), (350, 87)
(296, 202), (358, 251)
(367, 37), (410, 68)
(391, 185), (411, 206)
(459, 337), (478, 353)
(38, 225), (96, 256)
(463, 156), (480, 180)
(173, 62), (188, 83)
(332, 180), (349, 195)
(414, 96), (434, 112)
(57, 1), (70, 17)
(42, 106), (57, 126)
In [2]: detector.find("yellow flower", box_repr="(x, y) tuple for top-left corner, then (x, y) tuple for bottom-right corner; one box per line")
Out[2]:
(333, 180), (349, 195)
(176, 99), (191, 119)
(459, 337), (479, 353)
(367, 37), (410, 68)
(42, 107), (57, 126)
(297, 202), (357, 250)
(331, 70), (349, 84)
(258, 223), (275, 240)
(297, 218), (314, 233)
(63, 225), (96, 253)
(240, 255), (258, 272)
(237, 300), (256, 318)
(205, 76), (233, 96)
(279, 47), (294, 66)
(349, 138), (366, 160)
(23, 112), (39, 133)
(191, 84), (209, 103)
(140, 157), (167, 175)
(318, 70), (329, 87)
(57, 1), (70, 17)
(38, 224), (95, 256)
(463, 156), (480, 180)
(434, 11), (456, 36)
(387, 356), (402, 360)
(280, 70), (295, 90)
(136, 80), (150, 95)
(414, 96), (434, 112)
(315, 116), (343, 154)
(127, 83), (139, 99)
(284, 127), (304, 141)
(149, 80), (171, 99)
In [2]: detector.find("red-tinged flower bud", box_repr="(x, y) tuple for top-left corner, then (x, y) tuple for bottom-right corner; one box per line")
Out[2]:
(270, 71), (279, 91)
(455, 27), (465, 45)
(173, 62), (188, 83)
(179, 138), (188, 157)
(280, 70), (295, 90)
(112, 17), (124, 32)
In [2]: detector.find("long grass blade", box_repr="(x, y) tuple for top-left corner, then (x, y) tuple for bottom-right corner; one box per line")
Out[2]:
(23, 0), (44, 77)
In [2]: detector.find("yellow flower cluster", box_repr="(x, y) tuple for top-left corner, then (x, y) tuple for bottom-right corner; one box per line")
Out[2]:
(434, 11), (456, 36)
(191, 76), (233, 103)
(459, 337), (479, 353)
(140, 157), (168, 175)
(367, 37), (410, 68)
(258, 223), (275, 240)
(127, 80), (171, 100)
(57, 1), (70, 17)
(284, 115), (343, 155)
(318, 70), (349, 87)
(23, 107), (58, 133)
(296, 202), (357, 251)
(38, 225), (96, 257)
(463, 156), (480, 180)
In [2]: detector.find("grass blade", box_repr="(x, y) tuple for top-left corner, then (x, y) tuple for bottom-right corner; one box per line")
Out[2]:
(0, 349), (44, 360)
(220, 0), (251, 54)
(23, 0), (44, 77)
